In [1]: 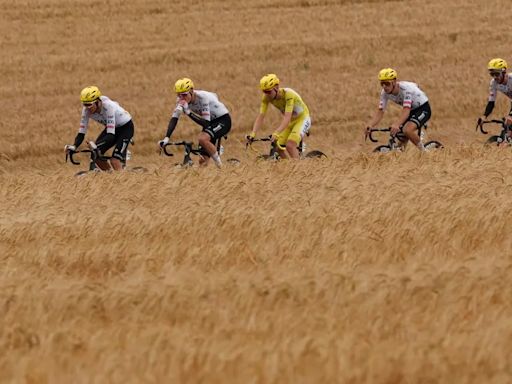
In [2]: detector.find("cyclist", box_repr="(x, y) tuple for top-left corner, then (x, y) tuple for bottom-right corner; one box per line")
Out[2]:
(248, 74), (311, 159)
(479, 58), (512, 138)
(365, 68), (431, 152)
(64, 86), (134, 171)
(158, 78), (231, 168)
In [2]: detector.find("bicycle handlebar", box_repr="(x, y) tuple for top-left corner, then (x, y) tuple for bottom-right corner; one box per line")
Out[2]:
(366, 128), (391, 143)
(366, 128), (408, 143)
(476, 118), (506, 135)
(65, 149), (114, 165)
(160, 141), (202, 157)
(245, 135), (273, 148)
(66, 149), (98, 165)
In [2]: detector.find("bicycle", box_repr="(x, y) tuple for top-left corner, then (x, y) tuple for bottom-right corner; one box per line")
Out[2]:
(476, 117), (511, 146)
(65, 141), (147, 176)
(245, 133), (327, 160)
(160, 137), (240, 167)
(366, 127), (443, 153)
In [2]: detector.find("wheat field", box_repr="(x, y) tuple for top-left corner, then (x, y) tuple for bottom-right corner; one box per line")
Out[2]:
(2, 0), (512, 383)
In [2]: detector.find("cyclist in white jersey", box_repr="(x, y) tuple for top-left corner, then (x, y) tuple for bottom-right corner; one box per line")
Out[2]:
(158, 78), (231, 168)
(64, 86), (134, 171)
(365, 68), (431, 152)
(479, 58), (512, 129)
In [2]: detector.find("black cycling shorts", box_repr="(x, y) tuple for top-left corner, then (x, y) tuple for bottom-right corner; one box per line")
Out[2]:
(407, 102), (431, 130)
(95, 120), (135, 161)
(203, 114), (231, 143)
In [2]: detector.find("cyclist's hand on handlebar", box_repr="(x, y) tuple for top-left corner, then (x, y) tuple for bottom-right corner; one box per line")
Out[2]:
(390, 124), (401, 135)
(87, 141), (101, 159)
(506, 116), (512, 126)
(158, 137), (169, 148)
(246, 132), (256, 143)
(271, 131), (280, 142)
(64, 144), (76, 153)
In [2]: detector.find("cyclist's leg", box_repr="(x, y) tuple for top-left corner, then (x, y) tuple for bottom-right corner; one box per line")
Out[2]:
(286, 115), (310, 159)
(403, 103), (431, 150)
(199, 114), (231, 167)
(198, 132), (216, 157)
(403, 121), (421, 145)
(94, 129), (114, 171)
(111, 120), (134, 170)
(275, 125), (293, 159)
(197, 143), (210, 167)
(275, 142), (288, 159)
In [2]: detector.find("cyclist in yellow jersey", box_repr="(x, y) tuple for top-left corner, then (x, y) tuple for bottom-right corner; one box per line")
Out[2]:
(249, 74), (311, 159)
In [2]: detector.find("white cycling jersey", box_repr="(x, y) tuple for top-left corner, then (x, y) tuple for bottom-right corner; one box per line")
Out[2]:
(379, 81), (429, 110)
(488, 75), (512, 101)
(172, 90), (229, 121)
(79, 96), (132, 135)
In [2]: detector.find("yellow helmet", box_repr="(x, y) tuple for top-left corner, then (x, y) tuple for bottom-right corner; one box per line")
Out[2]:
(174, 78), (194, 93)
(488, 58), (507, 71)
(260, 74), (280, 91)
(378, 68), (398, 81)
(80, 86), (102, 103)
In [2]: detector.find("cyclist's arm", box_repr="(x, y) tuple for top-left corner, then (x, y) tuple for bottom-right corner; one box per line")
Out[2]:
(274, 91), (295, 133)
(105, 107), (116, 135)
(165, 117), (179, 139)
(275, 111), (293, 134)
(367, 109), (384, 128)
(368, 92), (388, 127)
(101, 107), (117, 144)
(394, 106), (411, 128)
(165, 103), (186, 139)
(252, 96), (269, 135)
(73, 133), (85, 147)
(252, 113), (265, 135)
(484, 80), (498, 118)
(483, 101), (495, 118)
(187, 112), (209, 128)
(393, 91), (413, 127)
(74, 108), (89, 147)
(186, 97), (211, 128)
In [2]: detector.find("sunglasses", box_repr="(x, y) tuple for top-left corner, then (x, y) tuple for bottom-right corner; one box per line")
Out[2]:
(489, 71), (503, 77)
(177, 92), (189, 98)
(380, 81), (393, 87)
(83, 102), (94, 107)
(263, 89), (274, 94)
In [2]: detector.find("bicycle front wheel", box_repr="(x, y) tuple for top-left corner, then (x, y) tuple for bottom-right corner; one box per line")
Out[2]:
(485, 136), (501, 146)
(373, 145), (392, 153)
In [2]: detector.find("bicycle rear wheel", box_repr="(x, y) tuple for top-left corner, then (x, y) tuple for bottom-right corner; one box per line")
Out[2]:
(128, 166), (148, 173)
(424, 140), (444, 150)
(256, 154), (279, 161)
(305, 150), (327, 159)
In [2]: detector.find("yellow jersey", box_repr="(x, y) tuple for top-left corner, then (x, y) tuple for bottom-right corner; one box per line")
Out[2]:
(260, 87), (309, 119)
